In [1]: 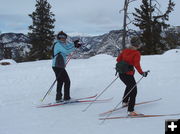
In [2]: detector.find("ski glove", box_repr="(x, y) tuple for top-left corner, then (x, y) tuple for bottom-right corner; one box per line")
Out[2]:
(141, 71), (148, 77)
(73, 40), (82, 48)
(73, 40), (79, 44)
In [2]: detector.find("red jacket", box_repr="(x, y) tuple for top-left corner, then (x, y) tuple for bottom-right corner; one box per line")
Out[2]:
(116, 48), (143, 75)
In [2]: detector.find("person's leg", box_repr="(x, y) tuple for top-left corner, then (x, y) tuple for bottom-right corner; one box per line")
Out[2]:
(119, 74), (137, 112)
(61, 69), (71, 100)
(119, 74), (130, 103)
(56, 81), (63, 101)
(52, 67), (63, 101)
(126, 75), (137, 112)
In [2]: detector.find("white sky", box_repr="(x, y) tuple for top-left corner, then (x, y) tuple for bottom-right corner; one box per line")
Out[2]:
(0, 0), (179, 35)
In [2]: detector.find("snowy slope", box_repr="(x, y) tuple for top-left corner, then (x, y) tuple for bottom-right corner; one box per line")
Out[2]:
(0, 49), (180, 134)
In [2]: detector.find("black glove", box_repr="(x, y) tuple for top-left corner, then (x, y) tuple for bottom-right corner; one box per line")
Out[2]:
(73, 40), (79, 45)
(75, 43), (82, 48)
(73, 40), (82, 48)
(141, 71), (148, 77)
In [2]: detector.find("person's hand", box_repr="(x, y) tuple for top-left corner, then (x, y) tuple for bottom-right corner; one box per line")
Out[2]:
(73, 40), (79, 45)
(75, 43), (82, 48)
(73, 40), (82, 48)
(141, 71), (149, 77)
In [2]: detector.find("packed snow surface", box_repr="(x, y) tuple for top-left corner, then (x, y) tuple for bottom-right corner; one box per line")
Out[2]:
(0, 49), (180, 134)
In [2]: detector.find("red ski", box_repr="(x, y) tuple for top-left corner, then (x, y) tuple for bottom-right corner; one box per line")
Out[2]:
(99, 113), (180, 120)
(99, 98), (162, 116)
(37, 97), (112, 108)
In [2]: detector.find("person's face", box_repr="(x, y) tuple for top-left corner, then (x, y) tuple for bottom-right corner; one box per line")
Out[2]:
(59, 37), (66, 42)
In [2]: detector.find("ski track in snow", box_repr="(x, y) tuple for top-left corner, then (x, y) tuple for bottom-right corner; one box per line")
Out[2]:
(0, 50), (180, 134)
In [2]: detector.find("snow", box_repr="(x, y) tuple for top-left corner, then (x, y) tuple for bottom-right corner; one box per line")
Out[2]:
(0, 59), (17, 65)
(163, 49), (180, 56)
(0, 49), (180, 134)
(68, 32), (94, 37)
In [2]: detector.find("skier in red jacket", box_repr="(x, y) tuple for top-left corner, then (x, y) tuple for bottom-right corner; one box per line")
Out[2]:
(116, 37), (149, 116)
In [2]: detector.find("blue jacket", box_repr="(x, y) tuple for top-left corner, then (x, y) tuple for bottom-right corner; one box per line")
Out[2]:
(52, 40), (75, 68)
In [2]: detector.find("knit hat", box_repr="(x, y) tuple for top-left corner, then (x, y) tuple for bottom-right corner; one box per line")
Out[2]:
(130, 37), (141, 47)
(57, 31), (67, 39)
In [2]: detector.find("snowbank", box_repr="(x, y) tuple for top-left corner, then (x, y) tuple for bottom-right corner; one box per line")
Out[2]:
(0, 59), (17, 65)
(163, 49), (180, 56)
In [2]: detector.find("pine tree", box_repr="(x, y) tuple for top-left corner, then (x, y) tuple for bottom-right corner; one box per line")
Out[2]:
(164, 27), (180, 49)
(28, 0), (55, 60)
(133, 0), (175, 54)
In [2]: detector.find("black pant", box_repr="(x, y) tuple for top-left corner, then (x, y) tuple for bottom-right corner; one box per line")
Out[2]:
(119, 74), (137, 112)
(52, 67), (71, 100)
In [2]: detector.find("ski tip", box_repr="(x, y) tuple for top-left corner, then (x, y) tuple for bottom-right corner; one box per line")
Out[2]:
(154, 98), (162, 101)
(36, 105), (43, 108)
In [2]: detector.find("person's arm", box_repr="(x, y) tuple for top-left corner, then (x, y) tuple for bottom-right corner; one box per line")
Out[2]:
(116, 51), (123, 62)
(55, 42), (75, 55)
(65, 42), (76, 54)
(133, 52), (143, 74)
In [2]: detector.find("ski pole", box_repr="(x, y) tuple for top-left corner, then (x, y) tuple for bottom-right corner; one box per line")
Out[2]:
(40, 52), (75, 102)
(100, 75), (145, 124)
(82, 76), (119, 112)
(65, 51), (75, 66)
(40, 79), (57, 102)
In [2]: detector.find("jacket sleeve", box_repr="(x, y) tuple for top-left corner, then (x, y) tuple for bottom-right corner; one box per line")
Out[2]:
(133, 52), (143, 74)
(64, 42), (76, 55)
(55, 42), (75, 55)
(116, 51), (123, 62)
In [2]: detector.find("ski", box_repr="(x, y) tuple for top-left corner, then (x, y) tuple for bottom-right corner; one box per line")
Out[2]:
(70, 94), (98, 101)
(99, 98), (162, 116)
(37, 97), (112, 108)
(99, 113), (180, 120)
(37, 94), (97, 108)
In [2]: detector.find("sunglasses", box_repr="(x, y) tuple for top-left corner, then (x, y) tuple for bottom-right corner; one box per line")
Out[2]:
(58, 35), (67, 39)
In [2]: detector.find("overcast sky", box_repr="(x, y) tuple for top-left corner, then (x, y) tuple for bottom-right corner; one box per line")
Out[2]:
(0, 0), (179, 35)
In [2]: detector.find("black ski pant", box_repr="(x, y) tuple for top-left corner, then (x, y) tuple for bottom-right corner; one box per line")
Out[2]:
(119, 73), (137, 112)
(52, 67), (71, 100)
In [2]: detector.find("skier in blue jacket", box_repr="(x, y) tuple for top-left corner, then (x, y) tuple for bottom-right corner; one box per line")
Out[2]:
(52, 31), (81, 102)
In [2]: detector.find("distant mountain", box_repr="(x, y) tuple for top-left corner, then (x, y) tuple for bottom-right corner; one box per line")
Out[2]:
(71, 29), (136, 59)
(0, 33), (31, 61)
(0, 30), (128, 61)
(0, 26), (180, 62)
(0, 33), (28, 43)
